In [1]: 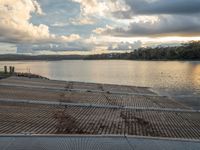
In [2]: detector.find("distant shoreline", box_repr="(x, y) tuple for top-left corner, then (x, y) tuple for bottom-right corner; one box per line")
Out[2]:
(0, 54), (199, 61)
(0, 41), (200, 61)
(0, 54), (84, 61)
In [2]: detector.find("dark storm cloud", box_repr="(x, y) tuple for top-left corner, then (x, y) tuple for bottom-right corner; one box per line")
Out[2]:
(113, 0), (200, 18)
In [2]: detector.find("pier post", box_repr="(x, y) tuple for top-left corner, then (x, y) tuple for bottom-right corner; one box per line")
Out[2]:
(9, 66), (12, 74)
(4, 66), (7, 74)
(12, 66), (15, 73)
(8, 66), (15, 74)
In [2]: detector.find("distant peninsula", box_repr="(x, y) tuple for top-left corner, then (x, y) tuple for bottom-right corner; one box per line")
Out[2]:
(0, 41), (200, 61)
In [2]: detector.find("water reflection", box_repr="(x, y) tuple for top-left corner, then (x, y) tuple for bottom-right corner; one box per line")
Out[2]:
(191, 64), (200, 94)
(0, 60), (200, 96)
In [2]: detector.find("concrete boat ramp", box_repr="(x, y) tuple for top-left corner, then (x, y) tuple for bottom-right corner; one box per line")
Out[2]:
(0, 76), (199, 149)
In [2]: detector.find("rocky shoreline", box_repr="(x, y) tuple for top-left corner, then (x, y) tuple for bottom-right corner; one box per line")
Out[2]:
(14, 72), (49, 80)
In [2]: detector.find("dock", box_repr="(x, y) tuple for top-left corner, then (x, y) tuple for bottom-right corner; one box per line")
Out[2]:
(0, 76), (199, 149)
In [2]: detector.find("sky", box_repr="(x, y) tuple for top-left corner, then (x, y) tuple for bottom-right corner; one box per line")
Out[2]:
(0, 0), (200, 54)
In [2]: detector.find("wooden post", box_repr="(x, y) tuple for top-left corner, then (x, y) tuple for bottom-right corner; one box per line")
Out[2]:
(12, 66), (15, 73)
(9, 66), (12, 74)
(4, 66), (7, 74)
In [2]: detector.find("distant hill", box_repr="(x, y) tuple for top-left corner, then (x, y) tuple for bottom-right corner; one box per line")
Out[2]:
(0, 54), (84, 61)
(0, 41), (200, 61)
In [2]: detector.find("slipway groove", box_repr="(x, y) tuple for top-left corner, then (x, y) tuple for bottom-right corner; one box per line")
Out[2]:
(0, 76), (199, 140)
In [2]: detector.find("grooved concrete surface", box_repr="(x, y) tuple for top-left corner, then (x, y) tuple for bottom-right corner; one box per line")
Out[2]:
(0, 77), (189, 109)
(0, 100), (199, 139)
(0, 76), (199, 144)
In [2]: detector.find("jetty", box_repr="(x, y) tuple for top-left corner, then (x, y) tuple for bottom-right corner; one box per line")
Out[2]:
(0, 76), (199, 149)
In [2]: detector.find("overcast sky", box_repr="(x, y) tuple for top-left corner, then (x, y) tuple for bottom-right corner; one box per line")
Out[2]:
(0, 0), (200, 54)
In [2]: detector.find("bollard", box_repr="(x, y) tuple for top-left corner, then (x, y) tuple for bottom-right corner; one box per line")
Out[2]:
(4, 66), (7, 74)
(12, 66), (15, 73)
(9, 66), (12, 74)
(8, 66), (15, 74)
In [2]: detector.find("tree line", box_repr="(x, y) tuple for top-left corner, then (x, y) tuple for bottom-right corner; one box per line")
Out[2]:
(85, 41), (200, 60)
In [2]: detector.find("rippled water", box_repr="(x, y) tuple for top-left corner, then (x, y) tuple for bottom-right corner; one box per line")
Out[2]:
(0, 60), (200, 97)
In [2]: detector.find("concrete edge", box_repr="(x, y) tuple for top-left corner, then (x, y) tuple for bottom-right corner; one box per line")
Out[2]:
(0, 134), (199, 143)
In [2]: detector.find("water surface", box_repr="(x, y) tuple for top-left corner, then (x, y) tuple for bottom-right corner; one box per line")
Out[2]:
(0, 60), (200, 98)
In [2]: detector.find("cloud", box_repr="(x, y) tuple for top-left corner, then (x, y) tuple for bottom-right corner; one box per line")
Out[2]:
(1, 0), (200, 53)
(0, 0), (80, 44)
(17, 41), (93, 53)
(60, 34), (81, 42)
(91, 0), (200, 38)
(93, 25), (114, 34)
(32, 0), (45, 15)
(96, 14), (200, 37)
(50, 22), (69, 27)
(113, 0), (200, 19)
(108, 41), (142, 50)
(70, 17), (96, 25)
(71, 0), (129, 24)
(72, 0), (98, 15)
(71, 0), (98, 25)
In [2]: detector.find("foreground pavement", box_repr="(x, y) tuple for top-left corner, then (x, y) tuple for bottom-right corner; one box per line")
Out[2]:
(0, 135), (200, 150)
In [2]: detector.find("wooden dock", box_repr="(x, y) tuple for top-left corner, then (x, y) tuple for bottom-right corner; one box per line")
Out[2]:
(0, 76), (199, 140)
